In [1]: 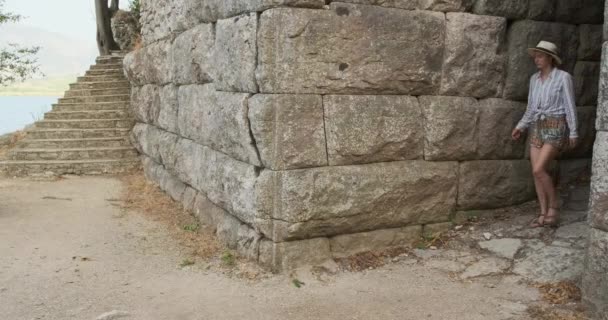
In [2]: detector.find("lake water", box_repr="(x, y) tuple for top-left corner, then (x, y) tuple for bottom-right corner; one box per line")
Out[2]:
(0, 96), (59, 135)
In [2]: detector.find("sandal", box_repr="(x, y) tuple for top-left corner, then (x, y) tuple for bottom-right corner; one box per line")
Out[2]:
(544, 207), (561, 228)
(529, 214), (545, 228)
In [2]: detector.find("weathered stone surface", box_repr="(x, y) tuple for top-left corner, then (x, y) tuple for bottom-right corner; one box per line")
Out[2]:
(420, 96), (478, 161)
(479, 239), (523, 259)
(123, 40), (172, 85)
(130, 85), (160, 124)
(157, 85), (179, 134)
(460, 257), (511, 279)
(558, 158), (591, 187)
(257, 4), (446, 95)
(259, 238), (331, 272)
(458, 160), (535, 210)
(477, 98), (527, 159)
(212, 13), (258, 93)
(131, 123), (180, 165)
(329, 226), (422, 258)
(168, 0), (205, 32)
(473, 0), (528, 19)
(527, 0), (555, 21)
(111, 10), (140, 51)
(562, 106), (597, 159)
(597, 42), (608, 130)
(141, 155), (186, 202)
(201, 0), (326, 22)
(555, 0), (604, 24)
(249, 94), (327, 170)
(170, 138), (259, 226)
(255, 161), (457, 241)
(336, 0), (418, 10)
(513, 245), (585, 282)
(236, 224), (263, 261)
(582, 228), (608, 318)
(177, 84), (261, 166)
(504, 20), (578, 101)
(590, 132), (608, 231)
(140, 0), (172, 44)
(181, 186), (198, 212)
(578, 25), (603, 61)
(440, 13), (506, 98)
(574, 62), (600, 106)
(418, 0), (474, 11)
(170, 24), (214, 85)
(324, 95), (423, 165)
(555, 222), (589, 241)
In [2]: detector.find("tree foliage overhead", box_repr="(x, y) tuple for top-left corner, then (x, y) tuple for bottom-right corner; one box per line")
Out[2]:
(0, 0), (41, 86)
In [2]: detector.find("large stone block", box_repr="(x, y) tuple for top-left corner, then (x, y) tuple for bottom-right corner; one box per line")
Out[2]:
(440, 13), (506, 98)
(170, 24), (214, 85)
(555, 0), (604, 24)
(420, 96), (479, 161)
(582, 228), (608, 318)
(257, 4), (446, 95)
(259, 238), (331, 272)
(170, 138), (260, 226)
(123, 49), (146, 86)
(255, 161), (457, 241)
(473, 0), (528, 19)
(527, 0), (555, 21)
(458, 160), (535, 210)
(248, 94), (327, 170)
(597, 42), (608, 131)
(574, 62), (600, 107)
(578, 25), (603, 61)
(590, 131), (608, 231)
(201, 0), (326, 22)
(130, 85), (160, 124)
(324, 95), (423, 165)
(477, 98), (527, 159)
(157, 85), (179, 134)
(168, 0), (205, 32)
(131, 123), (180, 165)
(212, 13), (258, 93)
(123, 41), (172, 85)
(140, 0), (172, 45)
(177, 84), (261, 166)
(562, 106), (597, 159)
(329, 226), (422, 258)
(504, 20), (578, 101)
(336, 0), (418, 10)
(418, 0), (474, 11)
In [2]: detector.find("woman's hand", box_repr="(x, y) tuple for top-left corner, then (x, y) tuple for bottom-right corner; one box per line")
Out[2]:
(569, 137), (578, 149)
(511, 128), (523, 141)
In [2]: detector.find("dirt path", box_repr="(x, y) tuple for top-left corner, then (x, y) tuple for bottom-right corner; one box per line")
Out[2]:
(0, 176), (544, 320)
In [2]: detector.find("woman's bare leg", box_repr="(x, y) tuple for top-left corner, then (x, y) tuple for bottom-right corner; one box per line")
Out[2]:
(531, 144), (561, 224)
(529, 146), (548, 226)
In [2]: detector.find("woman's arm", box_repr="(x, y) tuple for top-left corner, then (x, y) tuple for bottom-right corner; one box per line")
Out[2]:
(562, 73), (578, 138)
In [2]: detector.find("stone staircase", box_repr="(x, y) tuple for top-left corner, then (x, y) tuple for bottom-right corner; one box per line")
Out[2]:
(0, 55), (140, 176)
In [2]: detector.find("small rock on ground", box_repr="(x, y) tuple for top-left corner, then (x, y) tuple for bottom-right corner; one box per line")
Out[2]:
(478, 238), (523, 260)
(96, 310), (130, 320)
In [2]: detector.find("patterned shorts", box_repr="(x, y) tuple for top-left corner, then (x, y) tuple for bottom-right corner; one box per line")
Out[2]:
(530, 116), (569, 150)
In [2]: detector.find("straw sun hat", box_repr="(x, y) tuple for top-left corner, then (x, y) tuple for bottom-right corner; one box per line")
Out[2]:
(527, 40), (562, 65)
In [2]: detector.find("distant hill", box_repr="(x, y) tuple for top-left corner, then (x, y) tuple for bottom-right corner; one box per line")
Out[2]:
(0, 24), (98, 95)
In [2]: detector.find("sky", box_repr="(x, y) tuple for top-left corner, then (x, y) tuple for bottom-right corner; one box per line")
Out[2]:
(3, 0), (130, 42)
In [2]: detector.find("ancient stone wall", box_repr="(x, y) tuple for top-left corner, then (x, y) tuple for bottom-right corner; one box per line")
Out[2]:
(125, 0), (603, 272)
(582, 0), (608, 317)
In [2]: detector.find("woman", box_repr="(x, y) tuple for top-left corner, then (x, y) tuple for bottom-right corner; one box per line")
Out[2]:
(511, 40), (578, 228)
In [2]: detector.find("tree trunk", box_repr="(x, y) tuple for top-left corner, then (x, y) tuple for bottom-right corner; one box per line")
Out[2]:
(95, 0), (120, 56)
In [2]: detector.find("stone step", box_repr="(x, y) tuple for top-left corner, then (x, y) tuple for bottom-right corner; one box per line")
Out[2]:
(63, 87), (130, 97)
(18, 137), (131, 149)
(0, 159), (140, 176)
(69, 81), (130, 90)
(26, 128), (131, 139)
(89, 64), (124, 71)
(52, 102), (129, 112)
(9, 147), (138, 161)
(77, 75), (127, 82)
(36, 119), (134, 129)
(85, 69), (125, 77)
(96, 56), (125, 64)
(44, 110), (130, 120)
(59, 94), (130, 104)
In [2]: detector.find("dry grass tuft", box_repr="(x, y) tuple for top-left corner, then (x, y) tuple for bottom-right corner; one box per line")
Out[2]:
(119, 171), (220, 259)
(0, 130), (27, 158)
(527, 304), (588, 320)
(334, 246), (409, 272)
(535, 281), (582, 305)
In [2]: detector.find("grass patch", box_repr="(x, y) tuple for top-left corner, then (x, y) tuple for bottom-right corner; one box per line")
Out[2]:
(119, 171), (220, 259)
(221, 251), (236, 267)
(180, 259), (195, 267)
(0, 130), (27, 160)
(183, 223), (199, 232)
